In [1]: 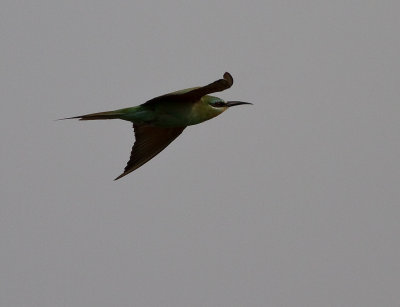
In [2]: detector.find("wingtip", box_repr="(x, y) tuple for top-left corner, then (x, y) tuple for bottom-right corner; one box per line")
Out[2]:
(114, 171), (129, 181)
(223, 72), (233, 86)
(114, 174), (124, 181)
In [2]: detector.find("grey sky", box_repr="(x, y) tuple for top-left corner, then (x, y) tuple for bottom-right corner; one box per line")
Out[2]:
(1, 1), (399, 306)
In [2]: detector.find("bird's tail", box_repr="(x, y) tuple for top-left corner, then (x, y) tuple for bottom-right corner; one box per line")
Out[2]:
(59, 110), (124, 121)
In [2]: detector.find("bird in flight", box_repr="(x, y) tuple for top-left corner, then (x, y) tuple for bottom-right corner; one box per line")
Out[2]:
(62, 72), (252, 180)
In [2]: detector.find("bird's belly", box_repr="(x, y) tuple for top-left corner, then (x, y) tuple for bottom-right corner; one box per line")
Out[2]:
(150, 106), (197, 127)
(145, 102), (221, 127)
(152, 114), (192, 127)
(153, 111), (215, 127)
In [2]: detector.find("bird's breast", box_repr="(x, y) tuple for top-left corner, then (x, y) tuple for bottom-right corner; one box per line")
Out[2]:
(186, 102), (225, 125)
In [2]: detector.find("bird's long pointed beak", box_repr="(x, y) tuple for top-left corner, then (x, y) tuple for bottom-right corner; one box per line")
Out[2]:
(226, 101), (253, 107)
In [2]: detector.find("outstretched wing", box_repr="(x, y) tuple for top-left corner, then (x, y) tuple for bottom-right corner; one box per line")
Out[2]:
(114, 125), (186, 180)
(143, 72), (234, 107)
(184, 72), (233, 98)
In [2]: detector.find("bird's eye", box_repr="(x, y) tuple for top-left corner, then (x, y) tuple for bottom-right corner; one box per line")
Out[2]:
(211, 101), (226, 107)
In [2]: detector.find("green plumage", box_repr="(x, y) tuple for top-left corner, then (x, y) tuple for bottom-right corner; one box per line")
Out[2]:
(62, 72), (251, 179)
(118, 95), (226, 127)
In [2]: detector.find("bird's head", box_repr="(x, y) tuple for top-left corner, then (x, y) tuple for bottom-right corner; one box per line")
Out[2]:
(193, 95), (252, 124)
(206, 96), (252, 112)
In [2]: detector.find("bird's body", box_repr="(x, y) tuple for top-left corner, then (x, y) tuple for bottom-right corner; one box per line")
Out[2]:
(81, 92), (227, 127)
(112, 95), (225, 127)
(63, 72), (251, 180)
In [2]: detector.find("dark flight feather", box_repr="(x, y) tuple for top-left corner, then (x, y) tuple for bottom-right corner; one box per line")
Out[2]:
(114, 125), (186, 180)
(143, 72), (234, 108)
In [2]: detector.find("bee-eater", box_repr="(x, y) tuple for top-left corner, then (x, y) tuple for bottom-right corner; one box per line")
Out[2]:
(63, 72), (251, 180)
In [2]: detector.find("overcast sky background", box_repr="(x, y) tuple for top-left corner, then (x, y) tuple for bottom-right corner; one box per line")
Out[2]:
(1, 1), (399, 306)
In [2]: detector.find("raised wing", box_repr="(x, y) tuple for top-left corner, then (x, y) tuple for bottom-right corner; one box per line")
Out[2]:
(114, 125), (185, 180)
(143, 72), (234, 107)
